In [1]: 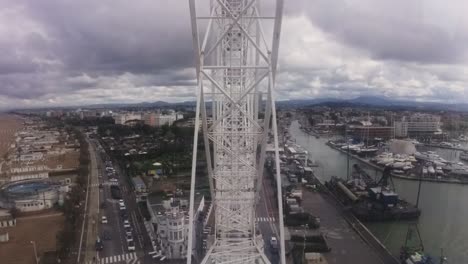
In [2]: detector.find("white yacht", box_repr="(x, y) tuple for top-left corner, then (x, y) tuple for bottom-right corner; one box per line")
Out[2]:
(460, 151), (468, 161)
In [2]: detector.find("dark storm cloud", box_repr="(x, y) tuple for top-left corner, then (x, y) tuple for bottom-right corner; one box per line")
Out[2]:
(0, 0), (198, 102)
(23, 0), (194, 73)
(1, 0), (468, 108)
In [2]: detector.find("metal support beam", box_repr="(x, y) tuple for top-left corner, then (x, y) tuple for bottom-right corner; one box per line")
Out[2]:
(188, 1), (284, 263)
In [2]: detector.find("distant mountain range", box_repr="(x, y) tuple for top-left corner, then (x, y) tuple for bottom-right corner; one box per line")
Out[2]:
(276, 96), (468, 112)
(10, 96), (468, 112)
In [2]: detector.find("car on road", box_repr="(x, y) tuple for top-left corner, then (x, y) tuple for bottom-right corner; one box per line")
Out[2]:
(123, 219), (131, 228)
(124, 226), (132, 236)
(120, 210), (128, 218)
(102, 231), (111, 240)
(99, 183), (103, 189)
(120, 204), (126, 210)
(270, 236), (278, 254)
(109, 178), (118, 182)
(100, 202), (107, 209)
(101, 216), (108, 224)
(126, 234), (133, 243)
(95, 237), (104, 251)
(110, 185), (122, 199)
(127, 241), (135, 251)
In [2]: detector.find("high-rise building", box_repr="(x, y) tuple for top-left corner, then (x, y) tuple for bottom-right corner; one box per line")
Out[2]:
(394, 114), (441, 138)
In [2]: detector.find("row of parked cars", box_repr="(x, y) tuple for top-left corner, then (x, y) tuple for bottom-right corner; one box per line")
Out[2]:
(119, 199), (136, 251)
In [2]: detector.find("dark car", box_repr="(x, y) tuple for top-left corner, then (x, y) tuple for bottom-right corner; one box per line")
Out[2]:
(120, 210), (128, 218)
(110, 185), (122, 199)
(102, 231), (111, 240)
(95, 238), (104, 251)
(124, 226), (132, 236)
(100, 202), (107, 209)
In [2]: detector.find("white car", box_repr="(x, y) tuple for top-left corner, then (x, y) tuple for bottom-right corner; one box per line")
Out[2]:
(101, 216), (108, 224)
(124, 226), (132, 236)
(123, 220), (131, 228)
(126, 234), (133, 243)
(120, 205), (126, 211)
(109, 178), (118, 182)
(127, 241), (135, 251)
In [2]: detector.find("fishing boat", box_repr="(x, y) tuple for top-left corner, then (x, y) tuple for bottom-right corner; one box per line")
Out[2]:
(399, 224), (447, 264)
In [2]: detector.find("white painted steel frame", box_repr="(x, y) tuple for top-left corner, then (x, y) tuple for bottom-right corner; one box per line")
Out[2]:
(188, 1), (285, 263)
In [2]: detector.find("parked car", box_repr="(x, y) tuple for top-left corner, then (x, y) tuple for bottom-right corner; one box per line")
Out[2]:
(126, 234), (133, 243)
(121, 210), (128, 218)
(110, 186), (122, 199)
(101, 216), (108, 224)
(123, 220), (131, 228)
(127, 241), (135, 251)
(124, 226), (133, 236)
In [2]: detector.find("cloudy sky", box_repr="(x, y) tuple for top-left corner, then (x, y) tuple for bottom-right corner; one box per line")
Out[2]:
(1, 0), (468, 110)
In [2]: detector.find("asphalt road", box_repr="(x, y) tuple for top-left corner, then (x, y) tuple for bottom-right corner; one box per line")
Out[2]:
(87, 139), (154, 264)
(256, 171), (280, 264)
(81, 139), (148, 264)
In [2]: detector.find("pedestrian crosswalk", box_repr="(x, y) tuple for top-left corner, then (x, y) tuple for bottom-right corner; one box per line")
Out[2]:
(91, 182), (119, 187)
(256, 217), (276, 222)
(86, 252), (139, 264)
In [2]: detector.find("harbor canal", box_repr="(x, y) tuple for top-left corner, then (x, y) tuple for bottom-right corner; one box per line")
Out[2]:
(289, 120), (468, 263)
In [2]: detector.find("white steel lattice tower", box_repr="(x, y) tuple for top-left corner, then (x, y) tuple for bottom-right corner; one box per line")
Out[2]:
(187, 1), (285, 263)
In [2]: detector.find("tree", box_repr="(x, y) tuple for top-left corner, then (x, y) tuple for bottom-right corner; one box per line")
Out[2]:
(9, 207), (19, 219)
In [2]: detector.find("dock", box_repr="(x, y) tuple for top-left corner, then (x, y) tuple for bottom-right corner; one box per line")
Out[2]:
(423, 143), (467, 152)
(301, 185), (399, 264)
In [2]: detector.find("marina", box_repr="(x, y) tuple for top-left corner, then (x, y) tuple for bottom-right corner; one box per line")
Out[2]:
(326, 140), (468, 185)
(288, 119), (468, 263)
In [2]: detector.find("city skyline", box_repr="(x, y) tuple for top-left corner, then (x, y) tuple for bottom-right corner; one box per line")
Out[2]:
(1, 0), (468, 110)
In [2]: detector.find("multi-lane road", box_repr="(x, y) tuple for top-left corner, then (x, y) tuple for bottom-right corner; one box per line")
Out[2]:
(79, 135), (280, 264)
(79, 138), (153, 264)
(256, 171), (281, 264)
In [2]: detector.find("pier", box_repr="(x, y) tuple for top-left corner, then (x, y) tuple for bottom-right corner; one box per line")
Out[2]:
(301, 182), (399, 264)
(423, 143), (467, 152)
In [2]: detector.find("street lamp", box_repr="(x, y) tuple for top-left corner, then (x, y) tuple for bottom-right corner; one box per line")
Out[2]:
(30, 240), (39, 264)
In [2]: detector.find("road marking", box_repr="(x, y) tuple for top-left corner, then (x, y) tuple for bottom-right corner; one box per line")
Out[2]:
(256, 217), (276, 222)
(89, 253), (138, 264)
(91, 182), (119, 187)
